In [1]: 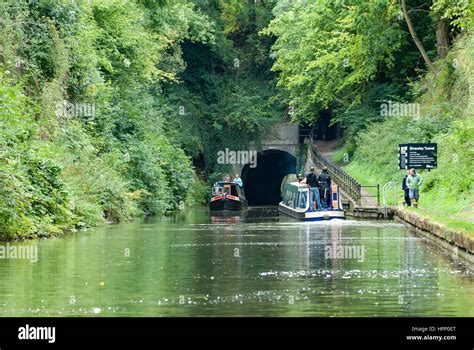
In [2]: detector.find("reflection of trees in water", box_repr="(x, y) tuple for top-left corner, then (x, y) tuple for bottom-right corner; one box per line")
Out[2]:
(330, 225), (340, 271)
(298, 224), (311, 271)
(294, 224), (346, 272)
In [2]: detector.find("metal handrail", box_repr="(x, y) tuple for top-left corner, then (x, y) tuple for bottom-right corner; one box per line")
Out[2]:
(382, 182), (397, 207)
(382, 181), (396, 218)
(309, 141), (361, 205)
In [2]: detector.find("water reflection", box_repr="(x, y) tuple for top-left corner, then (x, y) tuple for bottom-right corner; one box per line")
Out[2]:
(210, 215), (241, 224)
(0, 207), (472, 316)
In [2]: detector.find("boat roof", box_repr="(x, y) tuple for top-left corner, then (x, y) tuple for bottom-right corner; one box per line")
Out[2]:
(214, 181), (239, 186)
(285, 181), (309, 189)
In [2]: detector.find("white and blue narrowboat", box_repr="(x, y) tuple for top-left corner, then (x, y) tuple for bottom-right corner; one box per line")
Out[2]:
(278, 181), (345, 221)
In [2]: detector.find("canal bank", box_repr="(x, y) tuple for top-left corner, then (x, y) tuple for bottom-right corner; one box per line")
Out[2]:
(392, 206), (474, 264)
(347, 205), (474, 264)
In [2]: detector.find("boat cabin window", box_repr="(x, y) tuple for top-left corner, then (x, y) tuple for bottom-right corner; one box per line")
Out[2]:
(230, 186), (238, 196)
(221, 184), (239, 196)
(212, 186), (223, 196)
(297, 190), (307, 209)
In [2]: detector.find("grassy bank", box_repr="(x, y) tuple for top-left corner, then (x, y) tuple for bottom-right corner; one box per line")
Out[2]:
(332, 34), (474, 235)
(341, 160), (474, 235)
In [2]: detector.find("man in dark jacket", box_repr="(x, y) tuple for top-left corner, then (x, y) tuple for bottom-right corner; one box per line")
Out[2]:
(402, 170), (411, 206)
(318, 166), (331, 209)
(306, 167), (322, 211)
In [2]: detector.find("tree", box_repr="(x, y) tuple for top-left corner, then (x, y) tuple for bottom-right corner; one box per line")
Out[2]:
(264, 0), (406, 123)
(401, 0), (437, 73)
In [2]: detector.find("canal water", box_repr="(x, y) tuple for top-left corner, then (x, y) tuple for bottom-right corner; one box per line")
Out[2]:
(0, 207), (472, 316)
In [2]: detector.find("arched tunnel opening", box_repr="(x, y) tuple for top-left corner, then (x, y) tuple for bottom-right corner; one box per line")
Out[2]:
(241, 150), (297, 205)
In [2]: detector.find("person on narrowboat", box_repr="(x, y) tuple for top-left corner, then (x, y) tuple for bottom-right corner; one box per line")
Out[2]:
(297, 174), (304, 183)
(296, 174), (307, 209)
(306, 166), (322, 211)
(233, 174), (243, 187)
(318, 166), (331, 209)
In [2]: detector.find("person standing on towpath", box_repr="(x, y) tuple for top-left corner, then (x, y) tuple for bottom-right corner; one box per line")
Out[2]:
(402, 170), (411, 206)
(406, 168), (423, 208)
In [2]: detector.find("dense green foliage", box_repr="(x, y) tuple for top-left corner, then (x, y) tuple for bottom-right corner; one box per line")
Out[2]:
(0, 0), (283, 239)
(0, 0), (206, 238)
(340, 33), (474, 232)
(265, 0), (472, 135)
(265, 0), (474, 231)
(265, 0), (473, 231)
(165, 0), (285, 182)
(1, 0), (472, 239)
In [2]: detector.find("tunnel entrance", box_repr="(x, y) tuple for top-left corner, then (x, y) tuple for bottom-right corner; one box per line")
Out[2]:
(310, 109), (341, 140)
(241, 150), (296, 206)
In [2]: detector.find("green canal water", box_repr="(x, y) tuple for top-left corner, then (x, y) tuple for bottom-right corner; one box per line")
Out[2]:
(0, 207), (472, 316)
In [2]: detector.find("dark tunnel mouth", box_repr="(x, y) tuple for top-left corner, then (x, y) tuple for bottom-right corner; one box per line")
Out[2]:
(241, 150), (297, 206)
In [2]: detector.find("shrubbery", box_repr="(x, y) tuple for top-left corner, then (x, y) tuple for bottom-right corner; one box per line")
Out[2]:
(0, 0), (280, 239)
(0, 0), (211, 239)
(343, 34), (474, 232)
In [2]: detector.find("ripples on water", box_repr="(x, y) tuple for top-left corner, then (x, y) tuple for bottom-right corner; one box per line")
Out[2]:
(0, 207), (472, 316)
